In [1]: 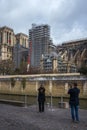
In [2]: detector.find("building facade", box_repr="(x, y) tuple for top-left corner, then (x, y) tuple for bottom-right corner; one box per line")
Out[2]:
(0, 26), (16, 61)
(57, 38), (87, 69)
(0, 25), (87, 74)
(0, 26), (29, 70)
(29, 24), (51, 67)
(14, 33), (29, 68)
(40, 52), (77, 73)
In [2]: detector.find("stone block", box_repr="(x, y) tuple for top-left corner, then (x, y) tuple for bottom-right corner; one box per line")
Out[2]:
(58, 102), (69, 108)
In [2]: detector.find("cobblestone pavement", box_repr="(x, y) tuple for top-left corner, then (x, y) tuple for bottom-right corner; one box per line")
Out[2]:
(0, 104), (87, 130)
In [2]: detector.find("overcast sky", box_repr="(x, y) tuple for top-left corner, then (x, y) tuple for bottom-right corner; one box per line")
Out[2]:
(0, 0), (87, 45)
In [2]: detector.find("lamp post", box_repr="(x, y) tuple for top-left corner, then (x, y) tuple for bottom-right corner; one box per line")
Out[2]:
(24, 93), (27, 108)
(49, 80), (53, 110)
(36, 81), (38, 110)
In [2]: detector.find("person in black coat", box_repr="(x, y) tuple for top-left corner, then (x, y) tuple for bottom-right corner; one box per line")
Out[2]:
(68, 83), (80, 122)
(38, 84), (45, 112)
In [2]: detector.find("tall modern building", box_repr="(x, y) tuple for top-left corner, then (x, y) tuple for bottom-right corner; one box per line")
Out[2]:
(29, 24), (51, 67)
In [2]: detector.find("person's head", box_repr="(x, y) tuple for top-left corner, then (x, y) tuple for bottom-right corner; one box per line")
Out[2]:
(40, 84), (43, 88)
(74, 82), (77, 87)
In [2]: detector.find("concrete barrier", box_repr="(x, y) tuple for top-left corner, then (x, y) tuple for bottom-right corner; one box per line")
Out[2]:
(58, 102), (69, 108)
(0, 99), (24, 107)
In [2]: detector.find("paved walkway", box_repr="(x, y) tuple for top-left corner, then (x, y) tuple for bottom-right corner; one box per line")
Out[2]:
(0, 104), (87, 130)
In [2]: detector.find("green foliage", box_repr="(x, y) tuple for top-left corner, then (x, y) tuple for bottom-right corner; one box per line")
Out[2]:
(0, 60), (14, 75)
(21, 78), (26, 90)
(11, 78), (15, 88)
(14, 68), (21, 74)
(78, 67), (87, 75)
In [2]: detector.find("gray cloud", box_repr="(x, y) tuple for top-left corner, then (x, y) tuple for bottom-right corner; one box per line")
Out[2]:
(0, 0), (87, 45)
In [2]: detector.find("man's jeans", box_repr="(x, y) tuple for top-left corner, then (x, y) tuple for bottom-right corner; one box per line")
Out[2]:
(70, 105), (79, 121)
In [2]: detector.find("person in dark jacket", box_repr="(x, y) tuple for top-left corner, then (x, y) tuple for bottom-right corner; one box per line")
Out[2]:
(68, 83), (80, 122)
(38, 84), (45, 112)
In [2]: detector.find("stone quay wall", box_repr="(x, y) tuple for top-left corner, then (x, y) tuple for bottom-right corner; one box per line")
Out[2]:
(0, 73), (87, 98)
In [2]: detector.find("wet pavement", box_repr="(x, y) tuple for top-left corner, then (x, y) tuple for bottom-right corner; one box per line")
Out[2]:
(0, 104), (87, 130)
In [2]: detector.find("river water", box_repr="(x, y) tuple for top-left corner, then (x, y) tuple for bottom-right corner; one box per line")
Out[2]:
(0, 94), (87, 109)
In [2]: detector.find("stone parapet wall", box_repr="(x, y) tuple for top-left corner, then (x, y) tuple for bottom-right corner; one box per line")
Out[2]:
(0, 78), (87, 97)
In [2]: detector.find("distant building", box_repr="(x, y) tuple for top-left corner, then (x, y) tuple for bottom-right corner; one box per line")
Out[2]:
(0, 25), (87, 73)
(29, 24), (52, 67)
(0, 26), (16, 61)
(57, 38), (87, 69)
(40, 52), (77, 73)
(14, 33), (29, 68)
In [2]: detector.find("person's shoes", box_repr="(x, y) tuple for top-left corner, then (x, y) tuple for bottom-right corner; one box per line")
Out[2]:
(75, 120), (79, 123)
(72, 118), (75, 122)
(72, 120), (75, 123)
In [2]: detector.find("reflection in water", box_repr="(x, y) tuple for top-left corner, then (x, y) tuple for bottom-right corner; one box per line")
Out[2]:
(0, 94), (87, 109)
